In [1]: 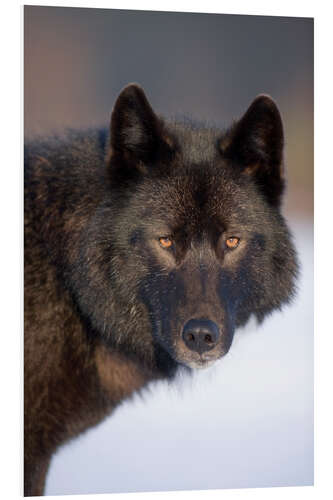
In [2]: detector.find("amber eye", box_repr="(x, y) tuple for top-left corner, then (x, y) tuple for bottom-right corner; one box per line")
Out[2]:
(226, 237), (240, 249)
(159, 236), (173, 249)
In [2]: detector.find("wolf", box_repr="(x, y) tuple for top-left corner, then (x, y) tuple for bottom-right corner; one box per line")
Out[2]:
(24, 84), (298, 496)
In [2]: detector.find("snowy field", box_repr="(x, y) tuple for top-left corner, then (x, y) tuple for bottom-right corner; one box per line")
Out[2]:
(45, 218), (313, 495)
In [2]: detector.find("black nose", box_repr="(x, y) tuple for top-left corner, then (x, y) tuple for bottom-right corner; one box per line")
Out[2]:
(182, 319), (220, 354)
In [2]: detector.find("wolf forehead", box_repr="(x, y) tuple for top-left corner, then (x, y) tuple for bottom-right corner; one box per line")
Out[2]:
(120, 152), (264, 232)
(166, 120), (220, 165)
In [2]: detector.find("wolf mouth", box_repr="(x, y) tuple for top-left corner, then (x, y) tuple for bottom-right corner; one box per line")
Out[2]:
(182, 358), (219, 370)
(176, 348), (223, 369)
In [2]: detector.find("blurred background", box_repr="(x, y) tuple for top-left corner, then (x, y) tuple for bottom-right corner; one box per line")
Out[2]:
(24, 6), (313, 495)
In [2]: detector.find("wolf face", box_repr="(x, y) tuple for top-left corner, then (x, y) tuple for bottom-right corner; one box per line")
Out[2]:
(66, 84), (297, 373)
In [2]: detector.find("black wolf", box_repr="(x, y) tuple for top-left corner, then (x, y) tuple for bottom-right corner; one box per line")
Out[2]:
(24, 84), (298, 495)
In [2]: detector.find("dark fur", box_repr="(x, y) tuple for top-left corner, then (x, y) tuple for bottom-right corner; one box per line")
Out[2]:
(24, 84), (298, 496)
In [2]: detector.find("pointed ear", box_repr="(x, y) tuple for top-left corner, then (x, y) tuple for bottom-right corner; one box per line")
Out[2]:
(110, 84), (174, 166)
(219, 95), (285, 206)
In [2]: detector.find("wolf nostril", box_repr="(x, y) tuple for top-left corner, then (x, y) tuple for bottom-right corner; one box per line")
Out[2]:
(204, 334), (213, 344)
(185, 333), (195, 343)
(182, 319), (220, 354)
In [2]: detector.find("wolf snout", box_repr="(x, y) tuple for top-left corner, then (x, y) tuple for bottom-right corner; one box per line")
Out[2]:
(182, 319), (220, 354)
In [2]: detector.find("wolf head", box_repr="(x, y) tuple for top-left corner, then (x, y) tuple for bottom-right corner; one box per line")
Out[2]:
(77, 84), (298, 375)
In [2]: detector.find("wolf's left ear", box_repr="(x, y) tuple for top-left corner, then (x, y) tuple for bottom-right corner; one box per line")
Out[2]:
(110, 84), (174, 166)
(219, 95), (284, 206)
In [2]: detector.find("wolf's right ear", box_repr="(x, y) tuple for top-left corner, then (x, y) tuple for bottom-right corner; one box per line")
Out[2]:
(110, 84), (174, 166)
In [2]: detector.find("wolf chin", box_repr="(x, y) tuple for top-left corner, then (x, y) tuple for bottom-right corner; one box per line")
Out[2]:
(24, 84), (298, 496)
